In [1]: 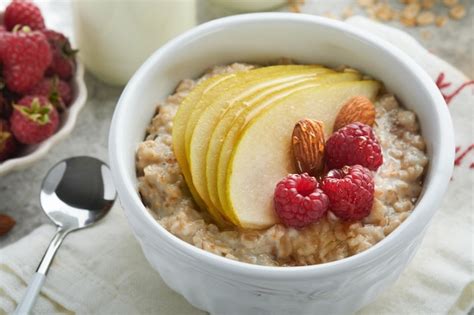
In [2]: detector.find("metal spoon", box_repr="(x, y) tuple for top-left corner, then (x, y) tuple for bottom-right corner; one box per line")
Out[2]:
(15, 156), (116, 315)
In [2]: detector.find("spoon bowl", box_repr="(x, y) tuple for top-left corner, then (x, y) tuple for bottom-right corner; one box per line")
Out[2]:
(40, 156), (116, 230)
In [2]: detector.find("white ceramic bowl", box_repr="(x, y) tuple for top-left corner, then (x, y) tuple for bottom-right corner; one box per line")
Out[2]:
(109, 13), (454, 314)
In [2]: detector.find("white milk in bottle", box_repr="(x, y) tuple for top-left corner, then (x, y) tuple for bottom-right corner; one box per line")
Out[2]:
(72, 0), (196, 86)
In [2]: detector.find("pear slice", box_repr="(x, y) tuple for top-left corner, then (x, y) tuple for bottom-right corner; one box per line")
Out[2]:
(204, 72), (337, 212)
(172, 73), (237, 225)
(184, 65), (321, 155)
(216, 72), (362, 219)
(225, 80), (381, 229)
(174, 65), (319, 224)
(186, 65), (327, 220)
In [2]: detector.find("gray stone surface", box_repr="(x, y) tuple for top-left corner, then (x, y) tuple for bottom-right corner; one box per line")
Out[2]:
(1, 0), (472, 248)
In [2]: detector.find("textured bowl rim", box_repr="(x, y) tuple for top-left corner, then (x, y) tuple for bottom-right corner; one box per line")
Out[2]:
(0, 62), (88, 174)
(109, 13), (454, 279)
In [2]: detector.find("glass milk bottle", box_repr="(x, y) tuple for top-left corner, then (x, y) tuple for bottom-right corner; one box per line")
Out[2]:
(72, 0), (196, 86)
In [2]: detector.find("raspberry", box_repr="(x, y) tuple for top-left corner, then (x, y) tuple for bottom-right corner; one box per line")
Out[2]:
(29, 77), (72, 110)
(10, 96), (59, 144)
(4, 0), (45, 31)
(42, 30), (77, 80)
(0, 26), (8, 61)
(0, 119), (18, 161)
(326, 122), (383, 171)
(2, 27), (52, 94)
(274, 173), (329, 228)
(321, 165), (374, 221)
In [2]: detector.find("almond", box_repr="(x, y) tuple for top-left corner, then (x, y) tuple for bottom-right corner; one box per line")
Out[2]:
(292, 119), (325, 177)
(333, 96), (376, 131)
(0, 214), (15, 236)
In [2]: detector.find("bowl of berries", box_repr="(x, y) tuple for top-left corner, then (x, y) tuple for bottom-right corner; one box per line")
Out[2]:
(0, 0), (86, 175)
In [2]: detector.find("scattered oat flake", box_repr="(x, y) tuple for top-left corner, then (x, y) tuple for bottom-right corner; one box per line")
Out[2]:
(354, 0), (463, 28)
(435, 15), (448, 27)
(392, 10), (401, 20)
(287, 0), (304, 12)
(358, 0), (377, 7)
(289, 4), (301, 13)
(449, 4), (466, 20)
(402, 3), (421, 19)
(376, 3), (395, 21)
(400, 16), (417, 27)
(443, 0), (459, 7)
(417, 11), (435, 25)
(421, 0), (435, 9)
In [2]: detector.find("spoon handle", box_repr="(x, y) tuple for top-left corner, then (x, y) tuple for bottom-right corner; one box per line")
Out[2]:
(15, 228), (70, 315)
(13, 273), (45, 315)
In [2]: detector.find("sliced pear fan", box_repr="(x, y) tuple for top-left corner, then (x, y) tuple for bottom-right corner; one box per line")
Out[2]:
(171, 64), (381, 228)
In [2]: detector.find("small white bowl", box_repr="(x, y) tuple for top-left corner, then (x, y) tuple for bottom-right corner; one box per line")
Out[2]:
(0, 10), (87, 175)
(109, 13), (454, 314)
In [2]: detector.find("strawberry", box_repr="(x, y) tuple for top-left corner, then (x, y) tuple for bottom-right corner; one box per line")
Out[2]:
(0, 119), (18, 161)
(43, 30), (77, 80)
(4, 0), (45, 31)
(2, 26), (52, 94)
(10, 96), (59, 144)
(29, 77), (72, 111)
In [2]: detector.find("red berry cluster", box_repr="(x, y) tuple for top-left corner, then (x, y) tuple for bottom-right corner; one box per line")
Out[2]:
(274, 173), (329, 229)
(0, 0), (77, 161)
(326, 122), (383, 171)
(274, 122), (383, 229)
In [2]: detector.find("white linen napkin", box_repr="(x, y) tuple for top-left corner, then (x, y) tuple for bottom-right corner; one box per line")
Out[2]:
(0, 16), (472, 315)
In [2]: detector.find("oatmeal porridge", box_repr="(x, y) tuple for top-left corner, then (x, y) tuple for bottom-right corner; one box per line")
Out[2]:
(136, 63), (428, 266)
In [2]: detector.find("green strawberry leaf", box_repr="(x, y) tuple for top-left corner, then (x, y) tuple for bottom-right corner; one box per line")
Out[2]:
(14, 98), (53, 125)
